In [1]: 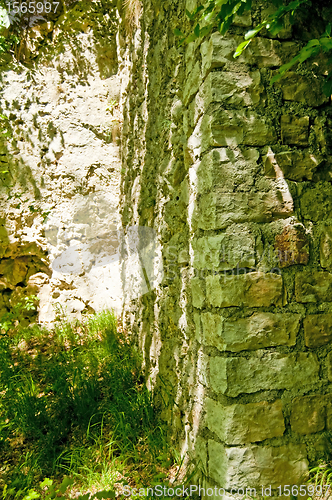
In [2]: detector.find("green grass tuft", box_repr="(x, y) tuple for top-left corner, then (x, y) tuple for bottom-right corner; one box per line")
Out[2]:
(0, 308), (178, 498)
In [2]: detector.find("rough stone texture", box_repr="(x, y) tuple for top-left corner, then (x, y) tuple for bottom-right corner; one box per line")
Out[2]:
(201, 35), (239, 75)
(195, 148), (259, 195)
(274, 225), (309, 268)
(206, 272), (284, 308)
(281, 115), (310, 146)
(201, 34), (298, 74)
(200, 312), (299, 352)
(328, 352), (332, 382)
(1, 0), (332, 491)
(320, 227), (332, 270)
(192, 186), (293, 230)
(326, 404), (332, 431)
(278, 72), (329, 107)
(208, 441), (308, 489)
(303, 314), (332, 348)
(295, 271), (332, 303)
(198, 70), (263, 108)
(290, 395), (327, 435)
(265, 149), (323, 181)
(205, 398), (285, 444)
(0, 258), (28, 286)
(191, 229), (255, 271)
(210, 353), (320, 397)
(199, 109), (277, 149)
(300, 184), (332, 222)
(191, 277), (206, 309)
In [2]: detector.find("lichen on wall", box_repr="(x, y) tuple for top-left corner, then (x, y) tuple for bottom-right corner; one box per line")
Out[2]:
(120, 0), (332, 492)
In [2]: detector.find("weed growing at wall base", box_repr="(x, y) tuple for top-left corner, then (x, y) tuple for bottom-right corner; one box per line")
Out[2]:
(0, 309), (177, 498)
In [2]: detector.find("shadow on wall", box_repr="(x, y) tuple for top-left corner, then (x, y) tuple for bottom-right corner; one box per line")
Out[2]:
(0, 103), (51, 318)
(119, 0), (205, 480)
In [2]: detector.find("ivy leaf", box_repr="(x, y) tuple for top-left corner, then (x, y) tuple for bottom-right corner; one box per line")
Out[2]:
(268, 18), (284, 36)
(234, 39), (251, 57)
(244, 25), (263, 40)
(194, 23), (200, 37)
(219, 13), (234, 35)
(39, 478), (53, 489)
(324, 22), (332, 36)
(174, 28), (184, 36)
(320, 37), (332, 52)
(185, 9), (194, 20)
(199, 25), (213, 37)
(236, 2), (246, 16)
(59, 477), (74, 494)
(185, 32), (199, 43)
(193, 5), (204, 16)
(306, 38), (320, 48)
(204, 10), (216, 23)
(244, 0), (252, 10)
(220, 1), (233, 20)
(22, 490), (40, 500)
(215, 0), (229, 8)
(298, 45), (320, 63)
(289, 11), (296, 24)
(270, 57), (300, 84)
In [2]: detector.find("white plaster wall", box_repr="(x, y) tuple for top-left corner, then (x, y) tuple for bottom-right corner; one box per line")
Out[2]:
(0, 32), (123, 323)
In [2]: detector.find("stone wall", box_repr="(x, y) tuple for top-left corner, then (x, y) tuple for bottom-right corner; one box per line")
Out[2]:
(120, 0), (332, 493)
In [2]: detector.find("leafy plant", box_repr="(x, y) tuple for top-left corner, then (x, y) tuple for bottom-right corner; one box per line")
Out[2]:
(3, 476), (116, 500)
(0, 295), (38, 333)
(306, 462), (332, 499)
(175, 0), (332, 96)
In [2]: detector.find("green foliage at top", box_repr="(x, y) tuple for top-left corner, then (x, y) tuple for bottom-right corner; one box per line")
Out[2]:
(176, 0), (332, 96)
(177, 0), (307, 43)
(270, 24), (332, 96)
